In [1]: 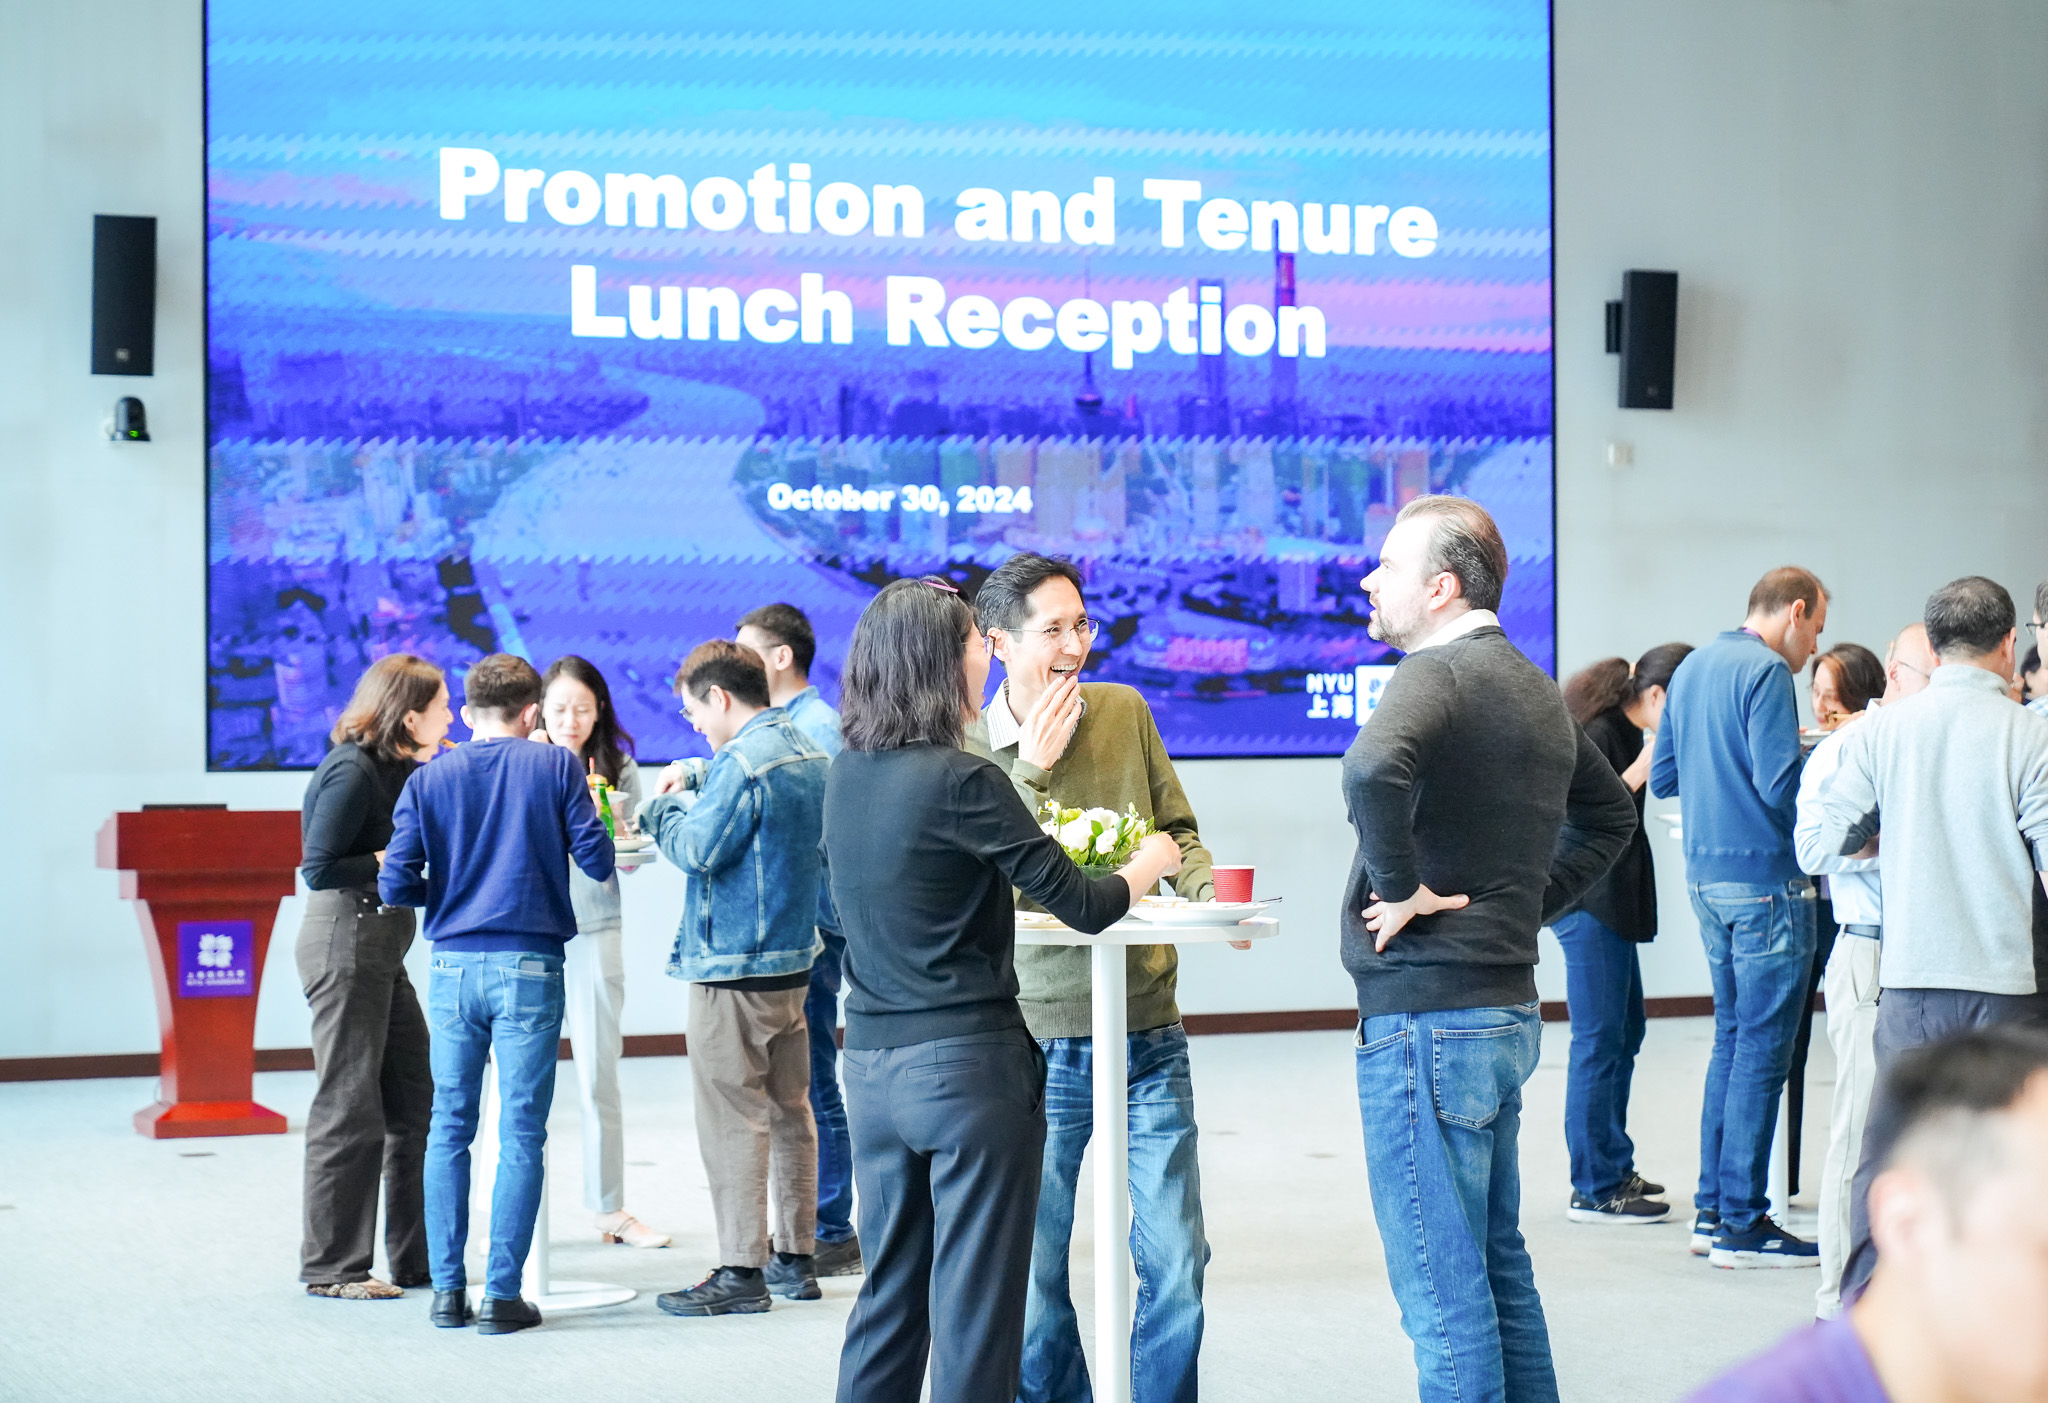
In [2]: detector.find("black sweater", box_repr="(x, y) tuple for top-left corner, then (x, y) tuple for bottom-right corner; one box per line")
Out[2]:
(1340, 627), (1637, 1017)
(1561, 707), (1658, 942)
(824, 743), (1132, 1050)
(301, 741), (416, 891)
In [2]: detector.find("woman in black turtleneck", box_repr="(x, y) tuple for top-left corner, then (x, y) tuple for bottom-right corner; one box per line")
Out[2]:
(296, 654), (450, 1301)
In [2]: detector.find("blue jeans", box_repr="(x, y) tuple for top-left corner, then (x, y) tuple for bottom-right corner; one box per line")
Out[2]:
(1552, 911), (1647, 1201)
(808, 932), (856, 1244)
(1356, 1004), (1556, 1403)
(1689, 879), (1817, 1235)
(424, 949), (566, 1300)
(1021, 1023), (1209, 1403)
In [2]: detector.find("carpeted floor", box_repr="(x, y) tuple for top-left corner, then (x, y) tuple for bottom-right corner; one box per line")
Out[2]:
(0, 1019), (1828, 1402)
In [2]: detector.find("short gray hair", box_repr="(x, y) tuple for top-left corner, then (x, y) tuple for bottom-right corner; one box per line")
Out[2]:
(1394, 495), (1509, 612)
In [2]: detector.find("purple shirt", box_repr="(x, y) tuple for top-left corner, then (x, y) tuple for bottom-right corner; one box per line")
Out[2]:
(1686, 1317), (1889, 1403)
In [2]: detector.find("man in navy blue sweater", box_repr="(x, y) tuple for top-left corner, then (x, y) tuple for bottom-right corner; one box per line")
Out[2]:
(1650, 567), (1827, 1269)
(380, 653), (614, 1334)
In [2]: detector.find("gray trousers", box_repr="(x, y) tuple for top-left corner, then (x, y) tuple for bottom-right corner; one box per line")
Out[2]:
(688, 982), (818, 1266)
(1840, 985), (2048, 1297)
(837, 1028), (1047, 1403)
(296, 889), (433, 1285)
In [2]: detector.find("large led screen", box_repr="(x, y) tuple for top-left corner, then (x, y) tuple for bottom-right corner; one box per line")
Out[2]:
(206, 0), (1554, 767)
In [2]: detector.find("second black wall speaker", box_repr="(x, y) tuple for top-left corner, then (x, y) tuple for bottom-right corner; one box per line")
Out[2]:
(1606, 270), (1678, 410)
(92, 214), (157, 376)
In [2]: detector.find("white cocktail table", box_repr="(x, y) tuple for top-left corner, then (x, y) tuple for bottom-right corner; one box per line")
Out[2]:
(1014, 913), (1281, 1403)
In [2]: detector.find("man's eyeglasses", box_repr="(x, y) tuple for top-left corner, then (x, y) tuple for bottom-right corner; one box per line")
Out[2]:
(1896, 661), (1932, 681)
(1006, 619), (1101, 646)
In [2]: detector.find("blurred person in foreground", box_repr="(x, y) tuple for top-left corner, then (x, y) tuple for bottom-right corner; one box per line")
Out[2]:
(1685, 1024), (2048, 1403)
(1343, 495), (1636, 1402)
(1554, 642), (1693, 1226)
(1796, 625), (1936, 1320)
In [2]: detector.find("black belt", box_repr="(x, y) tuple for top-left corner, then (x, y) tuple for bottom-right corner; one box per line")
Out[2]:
(1841, 923), (1881, 940)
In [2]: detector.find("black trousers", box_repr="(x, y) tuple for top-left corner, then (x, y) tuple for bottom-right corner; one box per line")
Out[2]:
(837, 1028), (1047, 1403)
(1840, 986), (2048, 1297)
(296, 889), (433, 1285)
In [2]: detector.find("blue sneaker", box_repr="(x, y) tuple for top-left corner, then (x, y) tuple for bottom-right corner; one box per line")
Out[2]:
(1709, 1216), (1820, 1269)
(1689, 1209), (1720, 1256)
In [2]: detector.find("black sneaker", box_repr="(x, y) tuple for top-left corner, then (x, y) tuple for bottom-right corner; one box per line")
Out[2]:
(656, 1266), (772, 1316)
(763, 1251), (821, 1300)
(1621, 1171), (1666, 1199)
(1566, 1190), (1671, 1225)
(1689, 1209), (1721, 1256)
(813, 1235), (864, 1277)
(1709, 1217), (1821, 1270)
(476, 1295), (542, 1334)
(429, 1289), (474, 1328)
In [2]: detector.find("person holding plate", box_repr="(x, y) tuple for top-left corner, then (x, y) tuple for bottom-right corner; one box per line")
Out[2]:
(532, 655), (669, 1250)
(969, 551), (1219, 1403)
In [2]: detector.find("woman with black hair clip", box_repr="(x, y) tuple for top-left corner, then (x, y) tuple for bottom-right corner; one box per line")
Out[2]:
(823, 578), (1184, 1403)
(1556, 641), (1694, 1226)
(533, 654), (670, 1249)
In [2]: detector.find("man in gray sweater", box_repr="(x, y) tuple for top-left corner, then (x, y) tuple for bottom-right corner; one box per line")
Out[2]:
(1811, 576), (2048, 1296)
(1342, 495), (1636, 1403)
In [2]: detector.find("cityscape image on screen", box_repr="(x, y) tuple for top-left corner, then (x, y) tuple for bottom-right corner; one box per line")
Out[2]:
(205, 0), (1554, 767)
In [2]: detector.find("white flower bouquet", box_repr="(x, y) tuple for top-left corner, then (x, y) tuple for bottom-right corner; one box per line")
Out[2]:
(1039, 801), (1152, 875)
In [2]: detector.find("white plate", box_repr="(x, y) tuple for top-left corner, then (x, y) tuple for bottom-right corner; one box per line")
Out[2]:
(1125, 900), (1268, 926)
(614, 833), (655, 851)
(1016, 911), (1065, 929)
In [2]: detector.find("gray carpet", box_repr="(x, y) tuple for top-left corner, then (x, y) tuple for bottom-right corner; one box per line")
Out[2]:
(0, 1020), (1825, 1401)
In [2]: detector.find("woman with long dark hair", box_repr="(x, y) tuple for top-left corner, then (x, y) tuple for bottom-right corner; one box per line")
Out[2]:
(534, 654), (669, 1248)
(298, 653), (451, 1299)
(1556, 641), (1694, 1225)
(824, 578), (1183, 1403)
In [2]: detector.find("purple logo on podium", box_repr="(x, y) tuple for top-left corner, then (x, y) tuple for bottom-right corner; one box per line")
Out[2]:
(177, 920), (254, 998)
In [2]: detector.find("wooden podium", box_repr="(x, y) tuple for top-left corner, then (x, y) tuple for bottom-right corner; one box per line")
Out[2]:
(96, 808), (302, 1138)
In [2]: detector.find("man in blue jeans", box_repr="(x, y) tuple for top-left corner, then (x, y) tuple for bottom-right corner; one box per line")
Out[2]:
(1651, 565), (1828, 1268)
(380, 653), (615, 1334)
(1344, 498), (1635, 1402)
(971, 552), (1219, 1403)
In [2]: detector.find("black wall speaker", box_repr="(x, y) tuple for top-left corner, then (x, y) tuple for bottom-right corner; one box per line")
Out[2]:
(92, 214), (157, 376)
(1605, 270), (1678, 410)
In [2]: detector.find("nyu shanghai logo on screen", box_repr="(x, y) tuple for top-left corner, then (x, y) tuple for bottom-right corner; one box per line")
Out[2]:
(177, 921), (254, 998)
(1306, 666), (1399, 726)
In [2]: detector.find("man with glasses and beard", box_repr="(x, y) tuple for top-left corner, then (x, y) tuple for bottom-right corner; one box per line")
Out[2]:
(969, 552), (1220, 1403)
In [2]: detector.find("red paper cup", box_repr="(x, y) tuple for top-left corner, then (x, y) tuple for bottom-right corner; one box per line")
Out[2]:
(1211, 866), (1254, 903)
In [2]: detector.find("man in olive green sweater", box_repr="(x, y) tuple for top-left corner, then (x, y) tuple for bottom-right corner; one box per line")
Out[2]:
(971, 552), (1218, 1403)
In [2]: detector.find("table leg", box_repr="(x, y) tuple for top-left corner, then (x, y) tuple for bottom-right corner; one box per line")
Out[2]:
(1091, 942), (1132, 1403)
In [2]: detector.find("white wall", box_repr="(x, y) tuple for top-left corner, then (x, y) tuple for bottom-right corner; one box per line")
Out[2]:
(7, 0), (2048, 1058)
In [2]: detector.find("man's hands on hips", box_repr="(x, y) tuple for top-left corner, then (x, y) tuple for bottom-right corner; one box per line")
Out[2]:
(1363, 883), (1470, 952)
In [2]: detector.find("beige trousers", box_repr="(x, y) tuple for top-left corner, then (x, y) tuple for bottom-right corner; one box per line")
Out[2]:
(1817, 934), (1881, 1318)
(688, 982), (819, 1267)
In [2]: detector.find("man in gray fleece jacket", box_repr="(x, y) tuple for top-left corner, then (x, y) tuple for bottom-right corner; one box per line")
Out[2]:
(1811, 576), (2048, 1296)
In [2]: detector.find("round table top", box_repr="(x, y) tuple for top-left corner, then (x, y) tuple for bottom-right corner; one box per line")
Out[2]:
(1013, 915), (1280, 947)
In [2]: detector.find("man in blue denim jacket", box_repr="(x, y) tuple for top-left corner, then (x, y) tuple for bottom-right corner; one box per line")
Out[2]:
(639, 640), (831, 1317)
